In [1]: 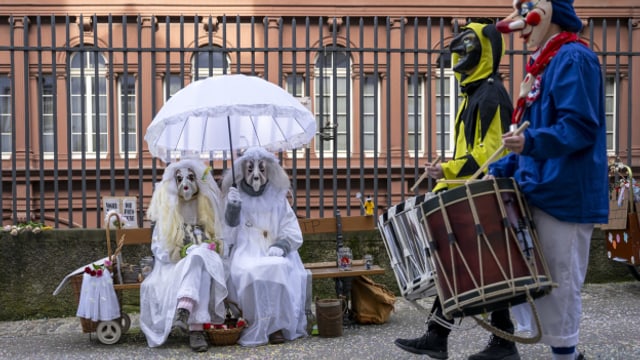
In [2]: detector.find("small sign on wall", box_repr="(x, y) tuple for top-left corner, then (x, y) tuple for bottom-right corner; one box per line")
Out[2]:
(102, 196), (138, 228)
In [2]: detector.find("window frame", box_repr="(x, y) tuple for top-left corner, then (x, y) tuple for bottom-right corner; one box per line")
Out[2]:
(69, 52), (108, 159)
(313, 50), (351, 157)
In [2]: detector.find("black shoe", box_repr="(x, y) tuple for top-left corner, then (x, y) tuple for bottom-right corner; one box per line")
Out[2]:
(269, 330), (286, 344)
(468, 334), (520, 360)
(576, 352), (585, 360)
(189, 331), (208, 352)
(394, 329), (448, 359)
(172, 308), (190, 336)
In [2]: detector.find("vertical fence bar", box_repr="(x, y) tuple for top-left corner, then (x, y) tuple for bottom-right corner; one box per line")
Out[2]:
(36, 16), (45, 224)
(107, 15), (116, 203)
(64, 14), (73, 226)
(51, 15), (60, 227)
(304, 16), (311, 218)
(626, 18), (634, 166)
(372, 16), (380, 214)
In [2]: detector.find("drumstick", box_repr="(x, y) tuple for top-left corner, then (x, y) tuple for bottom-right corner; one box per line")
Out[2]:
(410, 155), (442, 192)
(468, 121), (530, 181)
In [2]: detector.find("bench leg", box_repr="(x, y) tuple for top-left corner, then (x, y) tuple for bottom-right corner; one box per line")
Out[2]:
(305, 270), (315, 335)
(334, 277), (354, 326)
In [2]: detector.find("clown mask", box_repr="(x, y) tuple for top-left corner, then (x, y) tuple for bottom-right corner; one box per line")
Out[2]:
(243, 158), (267, 193)
(449, 28), (481, 74)
(176, 167), (198, 201)
(497, 0), (553, 49)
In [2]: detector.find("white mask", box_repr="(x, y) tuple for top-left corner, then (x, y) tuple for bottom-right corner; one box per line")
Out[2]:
(243, 159), (267, 192)
(175, 168), (198, 201)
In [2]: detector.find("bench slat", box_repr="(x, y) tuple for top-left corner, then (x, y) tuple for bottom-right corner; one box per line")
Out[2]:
(305, 264), (385, 279)
(110, 215), (384, 285)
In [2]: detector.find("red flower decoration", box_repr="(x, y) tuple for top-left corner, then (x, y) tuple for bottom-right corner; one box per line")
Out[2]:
(203, 323), (211, 330)
(96, 269), (103, 277)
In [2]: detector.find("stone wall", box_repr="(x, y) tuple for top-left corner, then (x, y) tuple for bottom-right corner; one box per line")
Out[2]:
(0, 227), (634, 321)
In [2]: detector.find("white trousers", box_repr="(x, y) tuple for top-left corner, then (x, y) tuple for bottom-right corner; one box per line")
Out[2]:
(531, 207), (593, 348)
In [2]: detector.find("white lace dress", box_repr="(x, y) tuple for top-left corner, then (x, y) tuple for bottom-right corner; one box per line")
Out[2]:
(139, 224), (228, 347)
(224, 187), (308, 346)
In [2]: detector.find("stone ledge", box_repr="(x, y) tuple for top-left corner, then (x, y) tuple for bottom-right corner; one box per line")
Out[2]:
(0, 228), (633, 321)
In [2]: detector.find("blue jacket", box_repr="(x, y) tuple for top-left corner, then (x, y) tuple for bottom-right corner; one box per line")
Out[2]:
(489, 41), (609, 224)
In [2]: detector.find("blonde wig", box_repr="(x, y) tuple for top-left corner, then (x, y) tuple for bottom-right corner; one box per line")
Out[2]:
(147, 159), (223, 252)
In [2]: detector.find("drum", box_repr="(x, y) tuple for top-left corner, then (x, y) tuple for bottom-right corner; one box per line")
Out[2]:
(378, 194), (438, 301)
(420, 178), (554, 318)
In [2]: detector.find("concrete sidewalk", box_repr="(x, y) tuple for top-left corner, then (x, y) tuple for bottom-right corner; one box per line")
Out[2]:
(1, 281), (638, 360)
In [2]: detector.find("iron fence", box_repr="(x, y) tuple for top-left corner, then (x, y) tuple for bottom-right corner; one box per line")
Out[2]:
(0, 14), (637, 228)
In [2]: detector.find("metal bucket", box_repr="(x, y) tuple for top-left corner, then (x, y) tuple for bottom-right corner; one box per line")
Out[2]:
(315, 298), (343, 338)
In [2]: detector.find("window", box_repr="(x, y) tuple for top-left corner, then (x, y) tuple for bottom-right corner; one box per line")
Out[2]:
(285, 74), (309, 158)
(0, 75), (11, 153)
(118, 75), (137, 153)
(407, 75), (423, 154)
(39, 75), (55, 153)
(605, 75), (616, 153)
(286, 74), (305, 97)
(70, 52), (107, 156)
(314, 50), (350, 153)
(193, 48), (230, 80)
(164, 74), (183, 102)
(435, 70), (457, 155)
(362, 74), (378, 153)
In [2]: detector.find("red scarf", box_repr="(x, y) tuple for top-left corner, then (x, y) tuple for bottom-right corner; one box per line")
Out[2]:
(511, 32), (587, 126)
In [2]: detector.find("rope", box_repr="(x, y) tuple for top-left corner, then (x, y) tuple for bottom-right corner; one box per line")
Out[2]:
(471, 289), (543, 344)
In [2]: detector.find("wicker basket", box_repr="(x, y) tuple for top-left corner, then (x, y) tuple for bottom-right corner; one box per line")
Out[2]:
(70, 274), (99, 333)
(205, 300), (247, 346)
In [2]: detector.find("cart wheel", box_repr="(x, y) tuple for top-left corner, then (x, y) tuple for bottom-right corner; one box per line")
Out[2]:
(120, 312), (131, 333)
(628, 265), (640, 281)
(96, 320), (122, 345)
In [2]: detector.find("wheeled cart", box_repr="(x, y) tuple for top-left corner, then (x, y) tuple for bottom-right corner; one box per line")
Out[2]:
(54, 213), (147, 344)
(602, 163), (640, 281)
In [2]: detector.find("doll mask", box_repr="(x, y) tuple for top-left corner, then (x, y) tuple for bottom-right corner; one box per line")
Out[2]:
(497, 0), (553, 49)
(243, 158), (268, 193)
(176, 167), (198, 201)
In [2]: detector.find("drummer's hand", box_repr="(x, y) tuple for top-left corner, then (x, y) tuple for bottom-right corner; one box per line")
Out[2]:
(502, 132), (525, 154)
(424, 163), (443, 180)
(483, 174), (495, 180)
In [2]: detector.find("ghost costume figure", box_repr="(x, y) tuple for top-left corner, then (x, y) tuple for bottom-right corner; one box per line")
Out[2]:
(222, 147), (307, 346)
(140, 159), (228, 352)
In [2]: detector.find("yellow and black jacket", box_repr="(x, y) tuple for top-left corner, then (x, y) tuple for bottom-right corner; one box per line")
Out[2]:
(434, 23), (513, 192)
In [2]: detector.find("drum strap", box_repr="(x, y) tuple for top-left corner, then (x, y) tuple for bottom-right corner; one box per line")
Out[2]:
(472, 289), (543, 344)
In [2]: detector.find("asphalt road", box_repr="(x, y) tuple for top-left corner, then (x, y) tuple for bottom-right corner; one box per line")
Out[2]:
(0, 281), (638, 360)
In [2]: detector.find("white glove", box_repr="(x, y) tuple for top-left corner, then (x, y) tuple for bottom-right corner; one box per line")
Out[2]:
(267, 246), (284, 257)
(228, 186), (241, 204)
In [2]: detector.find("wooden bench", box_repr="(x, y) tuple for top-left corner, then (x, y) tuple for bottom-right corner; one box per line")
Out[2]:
(111, 215), (385, 292)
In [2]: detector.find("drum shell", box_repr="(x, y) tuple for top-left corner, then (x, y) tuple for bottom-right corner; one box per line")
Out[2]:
(378, 194), (437, 301)
(421, 178), (553, 318)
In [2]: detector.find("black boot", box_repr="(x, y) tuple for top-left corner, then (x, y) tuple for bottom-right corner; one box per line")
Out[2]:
(189, 331), (208, 352)
(172, 308), (190, 336)
(394, 328), (449, 359)
(467, 334), (520, 360)
(468, 309), (519, 360)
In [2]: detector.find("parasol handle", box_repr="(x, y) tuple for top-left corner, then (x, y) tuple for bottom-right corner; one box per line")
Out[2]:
(468, 121), (530, 181)
(227, 116), (236, 187)
(410, 155), (442, 192)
